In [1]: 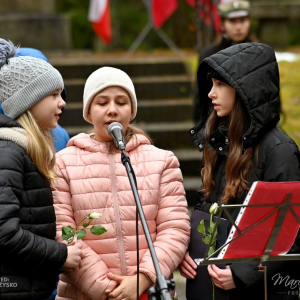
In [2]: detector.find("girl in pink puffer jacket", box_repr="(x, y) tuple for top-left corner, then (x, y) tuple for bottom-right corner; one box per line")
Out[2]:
(52, 67), (190, 300)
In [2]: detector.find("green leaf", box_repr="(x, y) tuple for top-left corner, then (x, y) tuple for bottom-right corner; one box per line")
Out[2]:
(62, 230), (75, 241)
(90, 225), (107, 236)
(77, 229), (87, 240)
(208, 247), (215, 257)
(83, 220), (93, 228)
(202, 235), (211, 244)
(67, 237), (74, 244)
(197, 219), (206, 234)
(62, 226), (73, 235)
(207, 226), (214, 233)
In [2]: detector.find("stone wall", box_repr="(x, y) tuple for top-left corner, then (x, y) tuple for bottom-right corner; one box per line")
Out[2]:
(0, 0), (71, 50)
(251, 2), (300, 49)
(0, 0), (55, 14)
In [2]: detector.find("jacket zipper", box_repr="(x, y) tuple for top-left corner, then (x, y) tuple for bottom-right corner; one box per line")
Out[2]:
(109, 154), (127, 276)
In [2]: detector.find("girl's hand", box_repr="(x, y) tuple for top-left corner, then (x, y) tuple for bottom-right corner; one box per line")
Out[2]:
(106, 273), (151, 300)
(178, 252), (198, 279)
(207, 265), (236, 290)
(63, 243), (83, 269)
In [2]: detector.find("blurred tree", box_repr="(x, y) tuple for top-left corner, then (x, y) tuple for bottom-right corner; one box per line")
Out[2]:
(57, 0), (197, 50)
(57, 0), (94, 49)
(56, 0), (300, 51)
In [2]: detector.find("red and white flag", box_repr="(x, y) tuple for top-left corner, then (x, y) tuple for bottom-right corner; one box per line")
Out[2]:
(152, 0), (178, 28)
(88, 0), (112, 44)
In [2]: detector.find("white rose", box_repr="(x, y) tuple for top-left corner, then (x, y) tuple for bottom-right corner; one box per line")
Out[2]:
(88, 212), (102, 219)
(209, 203), (219, 215)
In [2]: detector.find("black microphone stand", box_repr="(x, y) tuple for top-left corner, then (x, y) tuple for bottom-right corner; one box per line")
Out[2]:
(121, 150), (175, 300)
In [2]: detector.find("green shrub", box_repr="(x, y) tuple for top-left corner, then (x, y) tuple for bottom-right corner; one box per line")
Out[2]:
(57, 0), (94, 49)
(279, 60), (300, 146)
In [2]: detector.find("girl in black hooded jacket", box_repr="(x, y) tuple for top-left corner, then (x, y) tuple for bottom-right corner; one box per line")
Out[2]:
(180, 42), (300, 300)
(0, 38), (83, 300)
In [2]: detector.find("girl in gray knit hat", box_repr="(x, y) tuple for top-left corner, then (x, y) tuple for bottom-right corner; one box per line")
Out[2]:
(0, 38), (82, 300)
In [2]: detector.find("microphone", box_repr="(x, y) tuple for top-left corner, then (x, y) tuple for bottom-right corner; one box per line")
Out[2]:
(108, 122), (126, 150)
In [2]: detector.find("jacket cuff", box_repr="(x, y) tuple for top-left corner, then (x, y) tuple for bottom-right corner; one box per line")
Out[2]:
(230, 261), (261, 289)
(231, 265), (245, 289)
(136, 268), (156, 285)
(144, 273), (154, 286)
(57, 242), (68, 271)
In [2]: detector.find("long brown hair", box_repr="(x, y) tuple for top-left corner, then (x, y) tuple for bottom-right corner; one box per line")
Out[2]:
(125, 123), (152, 145)
(201, 97), (254, 203)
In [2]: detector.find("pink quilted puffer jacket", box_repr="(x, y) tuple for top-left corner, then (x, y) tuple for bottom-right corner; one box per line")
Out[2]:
(53, 133), (190, 300)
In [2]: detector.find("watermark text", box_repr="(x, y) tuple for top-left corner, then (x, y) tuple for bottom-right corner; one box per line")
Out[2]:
(272, 273), (300, 290)
(0, 277), (18, 288)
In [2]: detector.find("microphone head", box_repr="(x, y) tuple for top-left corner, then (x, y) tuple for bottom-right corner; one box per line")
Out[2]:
(108, 122), (123, 137)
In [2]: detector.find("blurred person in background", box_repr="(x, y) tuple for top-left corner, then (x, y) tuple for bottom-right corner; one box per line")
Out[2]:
(193, 0), (252, 124)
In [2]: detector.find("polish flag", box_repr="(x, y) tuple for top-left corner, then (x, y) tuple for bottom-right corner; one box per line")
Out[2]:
(152, 0), (178, 28)
(88, 0), (112, 44)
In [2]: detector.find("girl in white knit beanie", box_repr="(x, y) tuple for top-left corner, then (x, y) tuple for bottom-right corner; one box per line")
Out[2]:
(52, 66), (190, 300)
(0, 38), (82, 300)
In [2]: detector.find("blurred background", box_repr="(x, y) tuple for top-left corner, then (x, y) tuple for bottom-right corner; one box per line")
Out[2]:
(1, 1), (299, 297)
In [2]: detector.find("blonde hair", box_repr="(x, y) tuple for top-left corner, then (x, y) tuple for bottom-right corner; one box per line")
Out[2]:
(17, 111), (56, 181)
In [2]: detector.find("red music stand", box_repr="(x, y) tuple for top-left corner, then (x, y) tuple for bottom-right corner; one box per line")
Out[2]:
(194, 181), (300, 300)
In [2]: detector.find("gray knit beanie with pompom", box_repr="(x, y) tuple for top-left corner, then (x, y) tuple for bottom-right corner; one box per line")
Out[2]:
(0, 38), (64, 119)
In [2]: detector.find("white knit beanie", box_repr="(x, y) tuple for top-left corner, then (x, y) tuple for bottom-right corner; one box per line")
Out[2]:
(83, 66), (137, 123)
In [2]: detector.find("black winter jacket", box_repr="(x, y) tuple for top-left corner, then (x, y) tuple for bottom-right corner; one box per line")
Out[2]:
(190, 43), (300, 300)
(0, 115), (67, 300)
